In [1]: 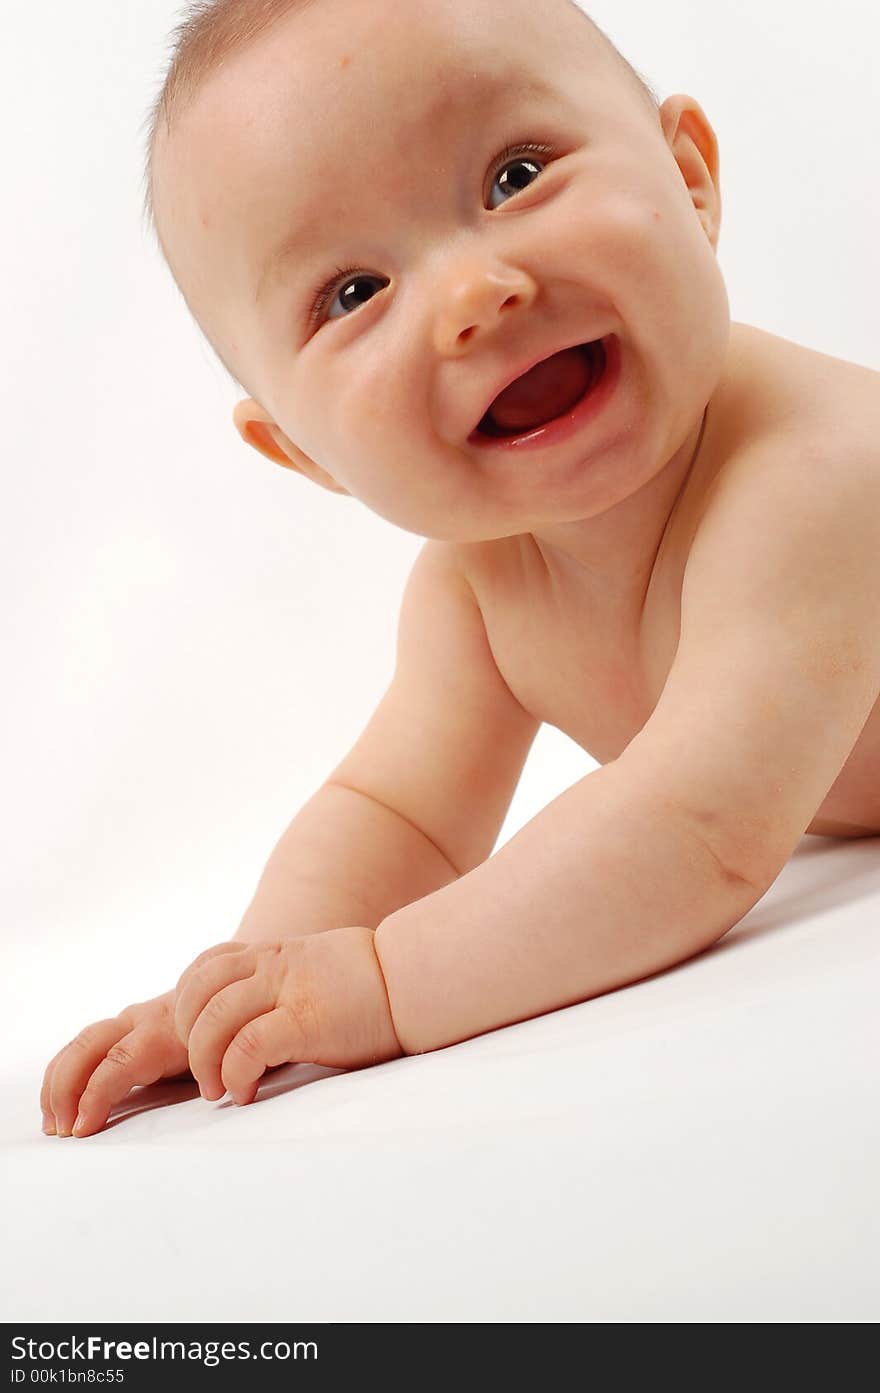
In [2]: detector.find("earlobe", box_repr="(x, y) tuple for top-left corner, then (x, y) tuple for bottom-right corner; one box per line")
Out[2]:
(231, 399), (351, 495)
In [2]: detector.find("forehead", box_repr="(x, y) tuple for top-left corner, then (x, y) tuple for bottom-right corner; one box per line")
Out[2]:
(151, 0), (611, 344)
(161, 0), (604, 195)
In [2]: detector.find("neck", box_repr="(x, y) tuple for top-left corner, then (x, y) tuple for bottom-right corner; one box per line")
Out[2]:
(528, 402), (712, 622)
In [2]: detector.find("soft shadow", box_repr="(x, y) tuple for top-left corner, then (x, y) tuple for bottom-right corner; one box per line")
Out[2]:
(101, 1062), (346, 1131)
(207, 1061), (348, 1116)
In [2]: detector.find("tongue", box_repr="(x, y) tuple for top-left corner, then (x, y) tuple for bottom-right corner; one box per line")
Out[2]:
(488, 344), (594, 432)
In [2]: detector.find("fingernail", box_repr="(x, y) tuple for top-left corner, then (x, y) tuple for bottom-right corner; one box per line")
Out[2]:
(72, 1113), (86, 1137)
(42, 1114), (56, 1136)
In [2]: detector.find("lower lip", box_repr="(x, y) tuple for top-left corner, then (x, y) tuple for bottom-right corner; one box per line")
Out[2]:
(468, 334), (621, 454)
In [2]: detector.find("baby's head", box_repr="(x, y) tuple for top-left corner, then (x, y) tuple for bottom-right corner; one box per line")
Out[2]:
(146, 0), (730, 543)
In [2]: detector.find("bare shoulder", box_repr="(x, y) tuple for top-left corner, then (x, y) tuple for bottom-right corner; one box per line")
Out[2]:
(690, 408), (880, 587)
(727, 323), (880, 445)
(679, 330), (880, 701)
(697, 325), (880, 528)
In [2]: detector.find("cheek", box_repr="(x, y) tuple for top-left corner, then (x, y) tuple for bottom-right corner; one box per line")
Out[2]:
(340, 346), (421, 453)
(300, 351), (378, 442)
(582, 177), (716, 317)
(313, 356), (410, 491)
(555, 178), (670, 286)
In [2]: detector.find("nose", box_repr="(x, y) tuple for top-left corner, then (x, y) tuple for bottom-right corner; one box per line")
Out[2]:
(432, 249), (538, 356)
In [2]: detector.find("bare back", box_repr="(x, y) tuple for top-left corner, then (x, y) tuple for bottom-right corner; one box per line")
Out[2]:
(456, 323), (880, 839)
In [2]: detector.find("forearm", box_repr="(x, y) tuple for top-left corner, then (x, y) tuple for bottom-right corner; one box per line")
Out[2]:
(373, 761), (777, 1054)
(234, 780), (459, 944)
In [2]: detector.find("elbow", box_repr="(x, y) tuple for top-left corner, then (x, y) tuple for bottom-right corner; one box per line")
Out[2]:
(685, 808), (788, 903)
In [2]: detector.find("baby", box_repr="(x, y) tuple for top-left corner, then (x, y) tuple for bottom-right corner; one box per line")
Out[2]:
(42, 0), (880, 1138)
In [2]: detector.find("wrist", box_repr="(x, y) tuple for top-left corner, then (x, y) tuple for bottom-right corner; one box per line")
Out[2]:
(362, 927), (406, 1062)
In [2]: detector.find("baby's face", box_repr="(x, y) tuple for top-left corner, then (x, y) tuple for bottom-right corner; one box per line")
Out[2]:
(153, 0), (730, 543)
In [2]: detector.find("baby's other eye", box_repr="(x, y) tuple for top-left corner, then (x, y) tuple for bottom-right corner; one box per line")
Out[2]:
(486, 142), (557, 210)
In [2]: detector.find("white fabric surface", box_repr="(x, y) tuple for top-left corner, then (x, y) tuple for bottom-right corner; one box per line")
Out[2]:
(4, 834), (878, 1324)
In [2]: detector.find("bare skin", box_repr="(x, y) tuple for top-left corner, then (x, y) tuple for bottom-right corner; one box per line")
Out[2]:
(150, 0), (731, 568)
(458, 322), (880, 839)
(40, 991), (189, 1137)
(42, 0), (880, 1132)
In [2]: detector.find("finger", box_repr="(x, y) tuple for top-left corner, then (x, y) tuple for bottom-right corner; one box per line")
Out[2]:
(174, 946), (257, 1053)
(41, 1043), (73, 1133)
(187, 973), (275, 1101)
(221, 1006), (308, 1107)
(46, 1019), (134, 1137)
(71, 1020), (185, 1139)
(174, 941), (251, 997)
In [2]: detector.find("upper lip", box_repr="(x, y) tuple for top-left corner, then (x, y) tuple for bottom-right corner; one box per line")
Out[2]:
(465, 332), (604, 441)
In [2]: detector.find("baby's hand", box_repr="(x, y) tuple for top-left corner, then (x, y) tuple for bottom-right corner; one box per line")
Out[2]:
(40, 989), (191, 1139)
(173, 927), (403, 1106)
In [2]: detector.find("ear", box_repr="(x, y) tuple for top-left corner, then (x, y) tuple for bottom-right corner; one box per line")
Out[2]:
(232, 399), (351, 496)
(659, 94), (722, 250)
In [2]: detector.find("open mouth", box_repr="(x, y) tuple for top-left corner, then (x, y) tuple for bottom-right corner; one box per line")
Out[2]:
(474, 338), (607, 440)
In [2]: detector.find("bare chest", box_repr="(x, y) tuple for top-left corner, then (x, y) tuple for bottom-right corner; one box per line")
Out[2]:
(470, 535), (687, 764)
(466, 334), (880, 839)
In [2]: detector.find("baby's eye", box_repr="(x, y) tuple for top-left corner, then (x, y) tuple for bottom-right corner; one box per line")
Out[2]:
(310, 267), (390, 326)
(486, 142), (556, 210)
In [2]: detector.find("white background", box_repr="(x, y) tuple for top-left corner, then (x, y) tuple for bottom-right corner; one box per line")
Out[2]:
(3, 0), (879, 1329)
(3, 0), (878, 1055)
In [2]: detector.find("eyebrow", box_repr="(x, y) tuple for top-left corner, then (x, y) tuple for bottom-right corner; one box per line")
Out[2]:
(253, 70), (562, 306)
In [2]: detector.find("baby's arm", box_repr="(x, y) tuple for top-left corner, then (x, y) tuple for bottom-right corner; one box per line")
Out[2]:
(161, 542), (542, 1104)
(42, 540), (536, 1136)
(130, 451), (880, 1096)
(373, 439), (880, 1051)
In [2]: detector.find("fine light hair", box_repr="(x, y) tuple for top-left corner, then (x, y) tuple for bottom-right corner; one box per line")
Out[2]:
(138, 0), (660, 391)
